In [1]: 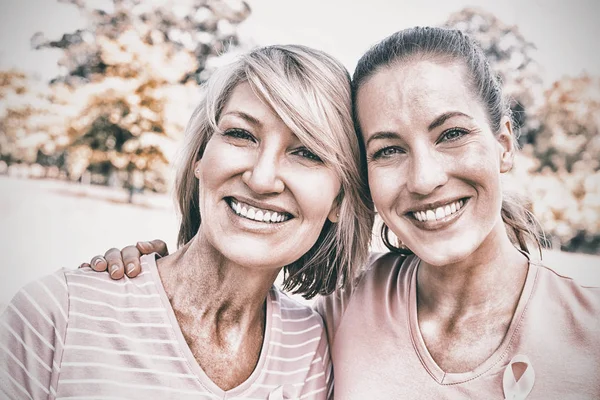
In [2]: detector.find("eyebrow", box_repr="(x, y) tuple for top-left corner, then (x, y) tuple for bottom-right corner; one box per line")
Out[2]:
(428, 111), (472, 131)
(365, 132), (400, 148)
(365, 111), (474, 148)
(220, 111), (262, 128)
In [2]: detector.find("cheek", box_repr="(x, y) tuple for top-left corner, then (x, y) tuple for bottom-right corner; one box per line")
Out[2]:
(452, 142), (501, 186)
(288, 168), (340, 220)
(198, 139), (247, 189)
(368, 164), (403, 210)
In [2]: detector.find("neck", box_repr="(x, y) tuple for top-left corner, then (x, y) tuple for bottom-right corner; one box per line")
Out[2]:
(416, 221), (529, 317)
(158, 233), (281, 331)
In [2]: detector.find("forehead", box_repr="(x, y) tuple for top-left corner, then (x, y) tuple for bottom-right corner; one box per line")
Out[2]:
(221, 82), (278, 120)
(356, 60), (484, 137)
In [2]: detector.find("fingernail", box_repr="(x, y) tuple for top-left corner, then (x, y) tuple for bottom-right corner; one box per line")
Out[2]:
(126, 263), (136, 275)
(93, 258), (102, 267)
(109, 265), (119, 277)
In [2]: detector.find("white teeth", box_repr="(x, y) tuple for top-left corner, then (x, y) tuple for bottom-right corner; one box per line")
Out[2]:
(229, 199), (289, 224)
(435, 207), (444, 219)
(413, 200), (465, 222)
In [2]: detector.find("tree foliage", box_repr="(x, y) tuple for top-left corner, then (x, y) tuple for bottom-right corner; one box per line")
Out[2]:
(444, 7), (543, 145)
(7, 0), (251, 192)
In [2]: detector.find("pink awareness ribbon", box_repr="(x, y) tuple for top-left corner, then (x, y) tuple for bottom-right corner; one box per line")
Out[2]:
(503, 354), (535, 400)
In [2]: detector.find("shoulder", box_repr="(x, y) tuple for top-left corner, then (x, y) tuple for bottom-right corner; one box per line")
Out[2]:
(314, 252), (413, 343)
(528, 261), (600, 329)
(1, 269), (71, 397)
(4, 268), (70, 328)
(270, 288), (328, 360)
(531, 261), (600, 304)
(63, 255), (159, 298)
(274, 288), (325, 332)
(359, 251), (412, 284)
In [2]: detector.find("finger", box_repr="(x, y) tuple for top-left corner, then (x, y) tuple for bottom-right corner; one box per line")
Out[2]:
(79, 262), (91, 269)
(104, 248), (125, 280)
(122, 245), (142, 278)
(137, 239), (169, 257)
(90, 255), (108, 272)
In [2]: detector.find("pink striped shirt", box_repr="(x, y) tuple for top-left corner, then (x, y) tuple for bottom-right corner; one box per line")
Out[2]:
(1, 254), (332, 399)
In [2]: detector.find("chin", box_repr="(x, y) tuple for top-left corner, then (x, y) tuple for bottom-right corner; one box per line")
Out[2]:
(410, 240), (477, 267)
(218, 240), (302, 271)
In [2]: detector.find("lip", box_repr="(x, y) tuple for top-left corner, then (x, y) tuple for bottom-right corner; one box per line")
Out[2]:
(405, 197), (468, 214)
(224, 199), (293, 232)
(226, 196), (294, 217)
(405, 197), (469, 231)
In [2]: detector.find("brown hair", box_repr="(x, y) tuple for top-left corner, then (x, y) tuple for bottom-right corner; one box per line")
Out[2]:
(175, 45), (374, 298)
(353, 27), (544, 255)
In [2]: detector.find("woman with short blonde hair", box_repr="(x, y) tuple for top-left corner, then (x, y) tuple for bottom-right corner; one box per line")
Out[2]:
(0, 44), (373, 399)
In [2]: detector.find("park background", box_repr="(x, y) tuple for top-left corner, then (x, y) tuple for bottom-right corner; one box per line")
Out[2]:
(0, 0), (599, 308)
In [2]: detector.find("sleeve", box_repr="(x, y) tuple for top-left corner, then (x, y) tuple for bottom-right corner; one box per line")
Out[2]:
(0, 270), (69, 399)
(296, 323), (333, 400)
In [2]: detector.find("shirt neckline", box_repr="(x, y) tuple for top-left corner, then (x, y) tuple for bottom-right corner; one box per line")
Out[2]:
(406, 255), (538, 385)
(142, 253), (275, 396)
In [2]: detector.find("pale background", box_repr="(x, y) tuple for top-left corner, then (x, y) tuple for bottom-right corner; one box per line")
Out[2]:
(1, 0), (599, 308)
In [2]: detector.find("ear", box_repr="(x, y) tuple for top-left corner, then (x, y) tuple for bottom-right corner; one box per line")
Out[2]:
(193, 160), (202, 179)
(327, 201), (341, 223)
(497, 117), (515, 174)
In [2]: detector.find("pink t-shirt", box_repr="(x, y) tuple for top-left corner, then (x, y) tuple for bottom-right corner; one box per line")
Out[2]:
(316, 253), (600, 399)
(1, 254), (332, 399)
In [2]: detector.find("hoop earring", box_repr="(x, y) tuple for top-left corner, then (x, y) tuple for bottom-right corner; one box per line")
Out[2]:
(381, 223), (412, 255)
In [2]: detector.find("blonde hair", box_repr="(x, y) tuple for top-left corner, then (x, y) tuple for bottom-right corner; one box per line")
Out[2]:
(175, 45), (374, 298)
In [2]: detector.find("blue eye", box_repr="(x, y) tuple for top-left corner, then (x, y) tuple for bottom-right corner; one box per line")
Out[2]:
(440, 128), (468, 142)
(224, 128), (255, 142)
(371, 146), (405, 160)
(294, 147), (322, 162)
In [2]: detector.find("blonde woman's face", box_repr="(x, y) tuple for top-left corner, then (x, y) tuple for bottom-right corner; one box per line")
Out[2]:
(194, 83), (340, 270)
(358, 60), (514, 267)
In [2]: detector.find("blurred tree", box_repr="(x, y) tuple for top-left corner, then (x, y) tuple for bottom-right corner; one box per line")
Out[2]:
(444, 7), (543, 145)
(533, 75), (600, 174)
(527, 75), (600, 253)
(0, 71), (67, 167)
(29, 0), (251, 194)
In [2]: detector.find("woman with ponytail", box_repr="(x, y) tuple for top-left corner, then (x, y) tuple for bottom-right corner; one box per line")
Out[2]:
(79, 27), (600, 399)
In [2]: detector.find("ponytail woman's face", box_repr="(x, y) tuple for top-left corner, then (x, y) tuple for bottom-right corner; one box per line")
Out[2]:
(358, 60), (515, 266)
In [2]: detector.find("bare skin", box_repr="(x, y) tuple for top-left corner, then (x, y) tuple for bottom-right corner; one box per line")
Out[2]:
(158, 235), (279, 390)
(416, 220), (529, 372)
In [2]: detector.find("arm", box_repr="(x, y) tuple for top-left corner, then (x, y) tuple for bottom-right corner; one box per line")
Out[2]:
(79, 239), (169, 279)
(0, 271), (69, 399)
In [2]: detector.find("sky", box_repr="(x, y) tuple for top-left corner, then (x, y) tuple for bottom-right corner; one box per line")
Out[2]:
(0, 0), (598, 85)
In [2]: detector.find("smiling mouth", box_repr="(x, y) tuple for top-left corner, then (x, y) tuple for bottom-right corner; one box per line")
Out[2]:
(410, 199), (466, 222)
(226, 198), (293, 224)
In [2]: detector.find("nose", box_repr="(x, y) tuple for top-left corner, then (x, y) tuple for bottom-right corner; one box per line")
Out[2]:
(406, 147), (448, 195)
(242, 149), (285, 194)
